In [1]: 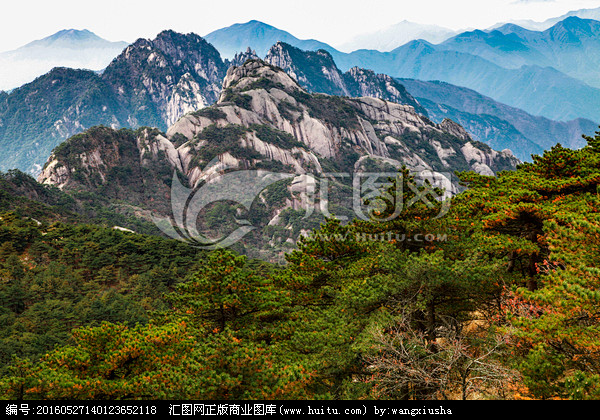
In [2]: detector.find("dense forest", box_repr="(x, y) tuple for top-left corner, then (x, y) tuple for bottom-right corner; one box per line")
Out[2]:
(0, 129), (599, 400)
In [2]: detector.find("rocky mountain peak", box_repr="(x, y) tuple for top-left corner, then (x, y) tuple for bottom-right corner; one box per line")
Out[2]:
(438, 118), (472, 142)
(228, 47), (260, 67)
(262, 42), (428, 115)
(17, 28), (120, 51)
(343, 67), (428, 115)
(102, 31), (227, 128)
(38, 55), (520, 259)
(220, 58), (303, 96)
(110, 31), (226, 86)
(265, 42), (349, 96)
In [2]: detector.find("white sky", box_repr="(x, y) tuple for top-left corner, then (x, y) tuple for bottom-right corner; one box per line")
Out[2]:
(1, 0), (599, 52)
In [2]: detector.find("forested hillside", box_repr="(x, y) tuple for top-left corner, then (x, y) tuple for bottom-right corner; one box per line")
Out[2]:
(1, 128), (598, 400)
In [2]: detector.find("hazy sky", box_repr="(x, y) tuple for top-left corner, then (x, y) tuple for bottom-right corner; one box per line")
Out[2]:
(1, 0), (599, 52)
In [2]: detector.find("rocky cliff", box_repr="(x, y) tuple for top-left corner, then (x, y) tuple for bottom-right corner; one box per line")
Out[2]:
(102, 30), (227, 128)
(264, 42), (428, 115)
(228, 47), (260, 67)
(38, 60), (518, 260)
(0, 31), (227, 174)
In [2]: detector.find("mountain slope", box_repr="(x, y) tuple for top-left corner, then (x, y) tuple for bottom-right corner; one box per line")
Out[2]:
(0, 31), (227, 174)
(204, 20), (334, 59)
(441, 17), (600, 88)
(101, 30), (227, 127)
(400, 78), (598, 160)
(0, 29), (127, 91)
(412, 97), (544, 161)
(0, 67), (126, 173)
(38, 60), (518, 260)
(264, 42), (427, 115)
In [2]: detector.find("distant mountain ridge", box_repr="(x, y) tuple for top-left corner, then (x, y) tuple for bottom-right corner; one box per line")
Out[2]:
(204, 20), (332, 59)
(0, 29), (127, 91)
(336, 21), (460, 52)
(440, 17), (600, 88)
(18, 29), (118, 49)
(490, 6), (600, 31)
(201, 19), (600, 123)
(337, 7), (600, 51)
(400, 79), (597, 160)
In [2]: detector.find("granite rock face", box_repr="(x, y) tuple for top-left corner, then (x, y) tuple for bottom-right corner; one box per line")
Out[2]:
(41, 59), (518, 198)
(38, 60), (519, 261)
(102, 30), (228, 128)
(264, 42), (428, 115)
(0, 31), (228, 175)
(228, 47), (261, 68)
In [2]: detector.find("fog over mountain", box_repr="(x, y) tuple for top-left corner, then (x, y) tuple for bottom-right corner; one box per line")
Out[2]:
(0, 29), (127, 91)
(336, 21), (460, 52)
(489, 6), (600, 31)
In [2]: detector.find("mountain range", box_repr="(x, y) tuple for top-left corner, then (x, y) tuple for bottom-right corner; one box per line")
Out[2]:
(259, 42), (594, 161)
(399, 79), (597, 158)
(490, 6), (600, 32)
(205, 18), (600, 122)
(5, 14), (599, 123)
(0, 33), (439, 174)
(220, 42), (596, 162)
(439, 17), (600, 89)
(339, 6), (600, 51)
(204, 20), (332, 59)
(1, 27), (597, 173)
